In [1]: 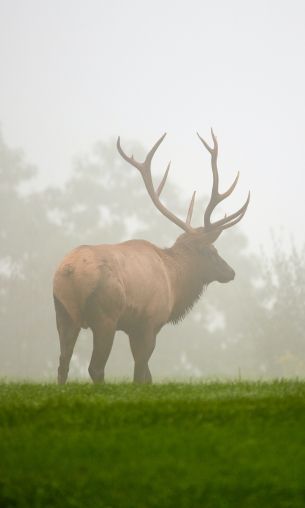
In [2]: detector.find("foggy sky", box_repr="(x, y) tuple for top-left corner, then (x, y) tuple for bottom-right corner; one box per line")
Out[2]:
(1, 0), (305, 251)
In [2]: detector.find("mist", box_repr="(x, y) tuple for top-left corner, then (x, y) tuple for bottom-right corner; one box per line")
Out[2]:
(1, 0), (305, 381)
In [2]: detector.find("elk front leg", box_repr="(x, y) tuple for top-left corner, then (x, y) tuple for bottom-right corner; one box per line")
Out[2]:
(129, 330), (156, 384)
(88, 316), (116, 383)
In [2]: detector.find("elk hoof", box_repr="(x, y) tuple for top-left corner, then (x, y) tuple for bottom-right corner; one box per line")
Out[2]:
(57, 374), (67, 385)
(88, 366), (105, 384)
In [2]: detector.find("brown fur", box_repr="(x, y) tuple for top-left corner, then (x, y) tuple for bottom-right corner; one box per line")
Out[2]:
(53, 229), (235, 384)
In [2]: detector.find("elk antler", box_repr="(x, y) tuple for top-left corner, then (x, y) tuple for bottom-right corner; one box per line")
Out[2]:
(117, 134), (196, 233)
(117, 132), (250, 237)
(197, 129), (250, 232)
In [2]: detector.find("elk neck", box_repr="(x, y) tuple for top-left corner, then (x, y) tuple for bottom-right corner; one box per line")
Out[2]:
(162, 233), (208, 324)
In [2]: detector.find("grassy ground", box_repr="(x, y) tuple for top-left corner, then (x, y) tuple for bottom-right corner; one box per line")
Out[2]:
(0, 381), (305, 508)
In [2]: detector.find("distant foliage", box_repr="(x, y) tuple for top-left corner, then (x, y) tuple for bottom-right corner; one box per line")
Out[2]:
(258, 242), (305, 376)
(1, 132), (304, 379)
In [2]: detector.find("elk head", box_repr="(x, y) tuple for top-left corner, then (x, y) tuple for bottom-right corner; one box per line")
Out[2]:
(117, 130), (250, 285)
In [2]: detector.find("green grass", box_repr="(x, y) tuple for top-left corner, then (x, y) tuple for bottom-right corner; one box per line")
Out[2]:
(1, 381), (305, 507)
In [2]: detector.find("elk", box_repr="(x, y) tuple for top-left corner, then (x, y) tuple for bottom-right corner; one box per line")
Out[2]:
(53, 130), (250, 384)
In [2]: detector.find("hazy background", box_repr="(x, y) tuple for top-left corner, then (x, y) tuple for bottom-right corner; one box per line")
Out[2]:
(1, 0), (305, 380)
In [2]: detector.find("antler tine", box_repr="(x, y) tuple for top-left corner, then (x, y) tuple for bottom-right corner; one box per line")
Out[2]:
(220, 200), (250, 231)
(221, 171), (240, 199)
(209, 191), (250, 230)
(117, 136), (143, 171)
(186, 191), (196, 226)
(145, 133), (167, 165)
(156, 162), (171, 197)
(197, 130), (219, 228)
(197, 129), (216, 155)
(197, 130), (244, 230)
(117, 135), (194, 233)
(117, 133), (167, 171)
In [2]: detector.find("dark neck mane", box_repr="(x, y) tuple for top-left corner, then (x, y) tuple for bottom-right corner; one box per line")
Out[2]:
(163, 234), (207, 324)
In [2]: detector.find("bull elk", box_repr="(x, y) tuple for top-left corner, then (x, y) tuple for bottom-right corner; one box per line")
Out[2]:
(53, 130), (250, 384)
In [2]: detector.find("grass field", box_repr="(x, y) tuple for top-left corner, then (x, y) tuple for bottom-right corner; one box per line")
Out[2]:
(0, 381), (305, 508)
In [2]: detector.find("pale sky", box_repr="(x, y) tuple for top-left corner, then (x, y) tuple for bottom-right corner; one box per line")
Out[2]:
(1, 0), (305, 251)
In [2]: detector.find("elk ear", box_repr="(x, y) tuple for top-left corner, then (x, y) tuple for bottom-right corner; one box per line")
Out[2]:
(202, 229), (222, 244)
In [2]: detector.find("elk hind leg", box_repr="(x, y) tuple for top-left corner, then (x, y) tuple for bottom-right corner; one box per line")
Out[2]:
(54, 297), (80, 385)
(88, 316), (116, 383)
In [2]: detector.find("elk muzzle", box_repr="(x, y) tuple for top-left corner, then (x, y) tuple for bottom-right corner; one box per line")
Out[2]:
(216, 262), (235, 283)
